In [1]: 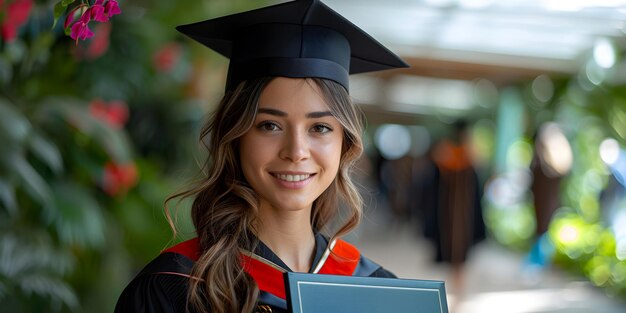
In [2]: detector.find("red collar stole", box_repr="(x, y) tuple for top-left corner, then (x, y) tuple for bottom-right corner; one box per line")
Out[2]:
(241, 239), (361, 300)
(162, 237), (361, 300)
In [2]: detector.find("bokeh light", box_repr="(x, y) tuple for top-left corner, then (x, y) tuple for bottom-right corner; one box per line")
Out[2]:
(609, 106), (626, 140)
(538, 122), (573, 176)
(549, 212), (603, 260)
(600, 138), (620, 165)
(559, 225), (580, 244)
(614, 261), (626, 283)
(506, 139), (534, 169)
(484, 170), (536, 248)
(585, 60), (607, 86)
(614, 211), (626, 261)
(473, 78), (499, 108)
(531, 75), (555, 103)
(593, 38), (616, 69)
(586, 256), (612, 286)
(374, 124), (412, 160)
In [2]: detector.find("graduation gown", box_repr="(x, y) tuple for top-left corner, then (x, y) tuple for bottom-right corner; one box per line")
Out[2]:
(423, 140), (485, 265)
(115, 233), (395, 313)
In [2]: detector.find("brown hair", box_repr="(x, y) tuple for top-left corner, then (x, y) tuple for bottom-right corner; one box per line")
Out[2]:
(166, 77), (364, 313)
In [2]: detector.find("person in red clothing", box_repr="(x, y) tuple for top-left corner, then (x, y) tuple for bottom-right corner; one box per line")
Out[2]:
(115, 1), (408, 312)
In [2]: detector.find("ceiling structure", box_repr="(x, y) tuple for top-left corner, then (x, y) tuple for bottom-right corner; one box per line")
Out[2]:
(317, 0), (626, 119)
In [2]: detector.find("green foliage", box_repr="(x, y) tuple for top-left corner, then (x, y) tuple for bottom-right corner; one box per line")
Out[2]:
(485, 200), (536, 250)
(546, 62), (626, 298)
(52, 0), (75, 29)
(1, 0), (274, 311)
(0, 231), (78, 312)
(485, 42), (626, 298)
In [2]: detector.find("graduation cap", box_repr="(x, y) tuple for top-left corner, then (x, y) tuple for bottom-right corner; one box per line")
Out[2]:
(176, 0), (409, 91)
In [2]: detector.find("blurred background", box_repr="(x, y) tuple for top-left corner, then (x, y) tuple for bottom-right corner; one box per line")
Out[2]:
(1, 0), (625, 312)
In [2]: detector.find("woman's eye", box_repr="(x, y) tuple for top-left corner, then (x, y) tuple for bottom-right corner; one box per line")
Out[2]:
(312, 124), (332, 134)
(258, 121), (280, 132)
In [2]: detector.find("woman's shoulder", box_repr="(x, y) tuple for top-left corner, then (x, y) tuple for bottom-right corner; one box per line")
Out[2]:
(115, 252), (195, 313)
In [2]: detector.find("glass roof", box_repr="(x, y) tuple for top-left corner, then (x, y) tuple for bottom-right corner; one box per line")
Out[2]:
(314, 0), (626, 116)
(324, 0), (626, 75)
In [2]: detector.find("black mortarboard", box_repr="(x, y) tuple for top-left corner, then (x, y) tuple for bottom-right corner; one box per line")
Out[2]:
(176, 0), (409, 91)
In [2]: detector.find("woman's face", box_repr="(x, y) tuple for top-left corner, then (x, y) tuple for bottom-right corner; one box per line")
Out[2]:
(239, 77), (344, 214)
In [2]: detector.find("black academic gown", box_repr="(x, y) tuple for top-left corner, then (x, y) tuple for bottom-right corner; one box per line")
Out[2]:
(115, 233), (395, 313)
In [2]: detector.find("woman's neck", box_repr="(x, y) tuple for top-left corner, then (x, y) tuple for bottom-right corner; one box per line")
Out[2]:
(255, 206), (316, 273)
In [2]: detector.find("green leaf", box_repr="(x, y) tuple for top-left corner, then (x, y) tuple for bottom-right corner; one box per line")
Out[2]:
(0, 98), (31, 144)
(52, 1), (67, 30)
(0, 280), (6, 299)
(52, 182), (105, 249)
(22, 31), (55, 77)
(8, 152), (53, 205)
(0, 178), (17, 216)
(19, 274), (79, 311)
(62, 0), (76, 6)
(27, 133), (64, 175)
(0, 56), (12, 84)
(0, 232), (74, 279)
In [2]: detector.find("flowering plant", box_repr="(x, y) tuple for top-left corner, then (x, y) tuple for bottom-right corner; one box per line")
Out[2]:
(0, 0), (263, 311)
(54, 0), (121, 42)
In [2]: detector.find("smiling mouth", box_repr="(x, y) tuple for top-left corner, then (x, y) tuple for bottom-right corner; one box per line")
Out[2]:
(271, 173), (315, 182)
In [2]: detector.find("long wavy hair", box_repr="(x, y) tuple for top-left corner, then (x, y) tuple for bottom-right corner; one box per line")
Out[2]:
(166, 77), (365, 313)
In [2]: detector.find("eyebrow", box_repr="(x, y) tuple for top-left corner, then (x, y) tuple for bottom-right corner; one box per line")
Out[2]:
(257, 108), (334, 118)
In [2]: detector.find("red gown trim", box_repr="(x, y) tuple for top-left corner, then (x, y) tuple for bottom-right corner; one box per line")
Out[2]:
(240, 254), (288, 299)
(317, 239), (360, 275)
(162, 237), (200, 261)
(161, 237), (361, 300)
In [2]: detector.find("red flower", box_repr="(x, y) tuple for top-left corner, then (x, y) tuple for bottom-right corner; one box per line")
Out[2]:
(104, 0), (121, 18)
(152, 42), (182, 73)
(70, 10), (94, 42)
(1, 0), (34, 42)
(89, 99), (129, 129)
(102, 161), (138, 196)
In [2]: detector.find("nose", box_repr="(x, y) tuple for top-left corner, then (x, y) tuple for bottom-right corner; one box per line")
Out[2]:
(279, 129), (310, 162)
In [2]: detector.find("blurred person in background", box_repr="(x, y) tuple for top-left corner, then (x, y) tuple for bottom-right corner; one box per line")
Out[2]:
(114, 0), (408, 312)
(525, 122), (572, 275)
(530, 124), (565, 237)
(420, 120), (486, 298)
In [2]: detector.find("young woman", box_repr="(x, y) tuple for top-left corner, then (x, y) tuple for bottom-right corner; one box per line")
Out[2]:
(115, 1), (408, 312)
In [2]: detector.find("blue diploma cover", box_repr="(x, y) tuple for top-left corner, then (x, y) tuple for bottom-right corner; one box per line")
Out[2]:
(285, 272), (449, 313)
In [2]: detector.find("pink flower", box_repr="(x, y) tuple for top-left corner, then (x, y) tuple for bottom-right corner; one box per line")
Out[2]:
(70, 11), (94, 41)
(1, 0), (34, 42)
(104, 0), (121, 18)
(90, 4), (108, 23)
(64, 12), (75, 29)
(64, 0), (120, 43)
(64, 4), (86, 29)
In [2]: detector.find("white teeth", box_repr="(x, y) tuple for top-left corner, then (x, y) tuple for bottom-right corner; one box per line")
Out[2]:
(276, 174), (311, 182)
